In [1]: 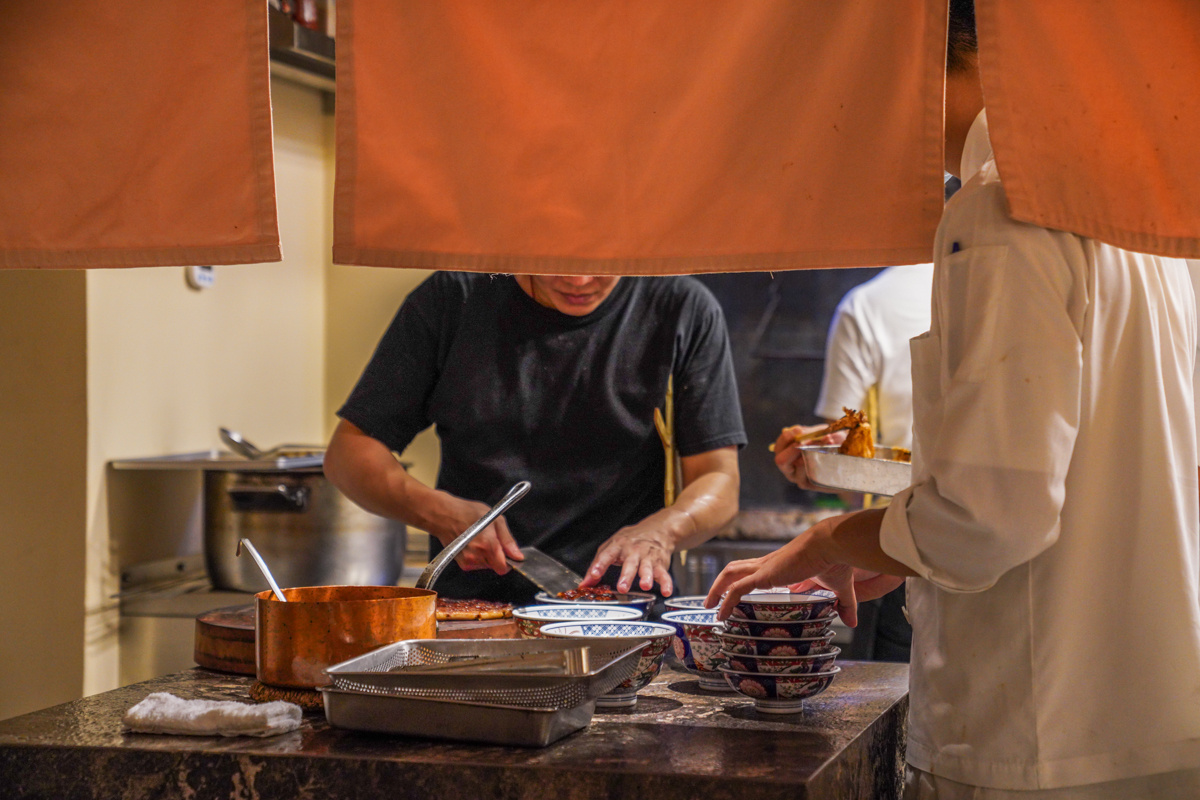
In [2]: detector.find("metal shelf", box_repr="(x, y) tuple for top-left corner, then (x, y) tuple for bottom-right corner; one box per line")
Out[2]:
(268, 7), (335, 94)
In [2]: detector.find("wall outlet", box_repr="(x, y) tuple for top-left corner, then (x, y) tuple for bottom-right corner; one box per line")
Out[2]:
(185, 265), (215, 290)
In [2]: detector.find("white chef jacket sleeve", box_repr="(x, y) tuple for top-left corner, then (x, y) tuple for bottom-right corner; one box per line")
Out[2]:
(880, 196), (1088, 593)
(815, 293), (877, 420)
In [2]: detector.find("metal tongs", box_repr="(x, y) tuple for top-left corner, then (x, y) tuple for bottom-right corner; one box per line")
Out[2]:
(390, 647), (592, 676)
(415, 480), (532, 590)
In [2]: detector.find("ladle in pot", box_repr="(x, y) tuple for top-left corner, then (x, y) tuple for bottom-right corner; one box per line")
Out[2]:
(236, 538), (288, 602)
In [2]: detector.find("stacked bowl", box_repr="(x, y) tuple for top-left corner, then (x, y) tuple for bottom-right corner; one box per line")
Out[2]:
(532, 591), (655, 619)
(512, 604), (642, 639)
(715, 591), (842, 714)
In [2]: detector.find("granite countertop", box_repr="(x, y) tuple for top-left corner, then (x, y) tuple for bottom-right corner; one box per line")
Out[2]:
(0, 661), (908, 800)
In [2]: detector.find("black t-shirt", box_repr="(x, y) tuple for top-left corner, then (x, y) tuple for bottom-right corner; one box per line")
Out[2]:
(338, 273), (746, 602)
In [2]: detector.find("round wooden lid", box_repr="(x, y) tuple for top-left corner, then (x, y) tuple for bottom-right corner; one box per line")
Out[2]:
(194, 603), (256, 675)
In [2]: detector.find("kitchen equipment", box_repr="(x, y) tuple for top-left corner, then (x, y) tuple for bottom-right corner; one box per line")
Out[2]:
(506, 546), (586, 596)
(720, 665), (840, 714)
(218, 427), (319, 461)
(532, 590), (656, 619)
(416, 481), (531, 590)
(324, 637), (643, 707)
(320, 690), (595, 747)
(256, 585), (437, 689)
(205, 468), (406, 592)
(798, 445), (913, 497)
(235, 538), (287, 601)
(193, 604), (256, 675)
(512, 604), (641, 639)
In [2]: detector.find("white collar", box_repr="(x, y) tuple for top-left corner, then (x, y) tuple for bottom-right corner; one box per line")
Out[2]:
(959, 108), (992, 180)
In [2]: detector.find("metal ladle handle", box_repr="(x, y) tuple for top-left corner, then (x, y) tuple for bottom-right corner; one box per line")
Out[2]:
(416, 481), (532, 591)
(236, 538), (288, 602)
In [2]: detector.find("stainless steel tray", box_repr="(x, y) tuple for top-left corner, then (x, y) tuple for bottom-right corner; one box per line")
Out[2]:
(800, 445), (913, 497)
(324, 638), (645, 708)
(320, 689), (596, 747)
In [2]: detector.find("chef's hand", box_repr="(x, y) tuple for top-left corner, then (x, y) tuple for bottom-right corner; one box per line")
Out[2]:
(702, 513), (903, 627)
(581, 523), (675, 596)
(429, 493), (524, 575)
(774, 425), (845, 491)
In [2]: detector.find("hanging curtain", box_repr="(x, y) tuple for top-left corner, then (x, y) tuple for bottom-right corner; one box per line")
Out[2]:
(977, 0), (1200, 258)
(0, 0), (279, 269)
(333, 0), (946, 275)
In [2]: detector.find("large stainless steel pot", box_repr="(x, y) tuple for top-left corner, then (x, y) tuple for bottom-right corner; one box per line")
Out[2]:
(204, 468), (406, 592)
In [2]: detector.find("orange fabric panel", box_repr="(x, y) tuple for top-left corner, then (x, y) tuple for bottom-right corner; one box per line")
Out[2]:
(335, 0), (946, 274)
(0, 1), (279, 269)
(977, 1), (1200, 258)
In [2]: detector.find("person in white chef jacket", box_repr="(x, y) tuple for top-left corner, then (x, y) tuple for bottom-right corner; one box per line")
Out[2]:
(707, 2), (1200, 798)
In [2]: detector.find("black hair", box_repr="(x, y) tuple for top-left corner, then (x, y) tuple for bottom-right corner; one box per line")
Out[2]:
(947, 0), (977, 73)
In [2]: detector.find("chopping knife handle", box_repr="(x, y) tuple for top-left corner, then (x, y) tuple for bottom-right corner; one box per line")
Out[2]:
(415, 480), (532, 591)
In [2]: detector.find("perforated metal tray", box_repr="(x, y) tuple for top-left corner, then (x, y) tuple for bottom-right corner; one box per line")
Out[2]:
(324, 638), (645, 709)
(799, 445), (913, 497)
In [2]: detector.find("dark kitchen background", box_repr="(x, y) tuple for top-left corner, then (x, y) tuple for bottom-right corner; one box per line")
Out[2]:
(696, 268), (883, 510)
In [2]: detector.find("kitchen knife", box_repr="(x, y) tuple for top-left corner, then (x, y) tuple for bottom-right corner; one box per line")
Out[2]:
(507, 547), (586, 596)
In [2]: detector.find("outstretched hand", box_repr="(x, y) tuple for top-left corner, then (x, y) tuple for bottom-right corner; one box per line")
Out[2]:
(702, 512), (908, 626)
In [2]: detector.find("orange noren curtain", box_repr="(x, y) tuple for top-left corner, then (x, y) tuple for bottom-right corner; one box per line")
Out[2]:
(0, 0), (279, 269)
(334, 0), (946, 275)
(978, 0), (1200, 258)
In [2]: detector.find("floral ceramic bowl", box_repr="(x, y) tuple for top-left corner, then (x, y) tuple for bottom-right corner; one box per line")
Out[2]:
(722, 647), (840, 675)
(662, 595), (709, 612)
(512, 604), (642, 639)
(660, 609), (730, 691)
(715, 629), (837, 658)
(731, 590), (838, 622)
(533, 591), (655, 619)
(721, 615), (837, 639)
(540, 621), (675, 708)
(720, 666), (840, 714)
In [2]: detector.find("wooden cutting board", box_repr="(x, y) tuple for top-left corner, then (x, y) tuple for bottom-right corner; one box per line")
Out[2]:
(194, 604), (257, 675)
(436, 617), (520, 639)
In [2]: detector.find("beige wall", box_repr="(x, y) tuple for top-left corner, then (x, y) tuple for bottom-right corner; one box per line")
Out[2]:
(0, 77), (443, 718)
(0, 270), (88, 721)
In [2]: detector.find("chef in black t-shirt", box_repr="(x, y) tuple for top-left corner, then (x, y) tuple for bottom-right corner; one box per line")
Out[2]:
(324, 272), (747, 604)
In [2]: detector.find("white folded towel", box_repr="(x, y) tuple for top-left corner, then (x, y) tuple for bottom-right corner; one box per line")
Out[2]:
(123, 692), (302, 738)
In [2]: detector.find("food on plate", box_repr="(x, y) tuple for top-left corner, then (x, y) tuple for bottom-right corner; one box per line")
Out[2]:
(768, 407), (873, 454)
(435, 597), (513, 621)
(556, 585), (618, 601)
(836, 408), (875, 459)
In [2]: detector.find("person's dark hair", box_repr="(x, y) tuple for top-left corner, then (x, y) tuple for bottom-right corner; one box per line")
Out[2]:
(947, 0), (977, 73)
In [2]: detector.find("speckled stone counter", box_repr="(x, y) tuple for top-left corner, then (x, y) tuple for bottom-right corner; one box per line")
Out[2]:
(0, 661), (907, 800)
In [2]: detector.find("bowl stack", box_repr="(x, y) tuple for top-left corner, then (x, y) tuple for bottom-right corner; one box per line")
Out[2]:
(714, 591), (842, 714)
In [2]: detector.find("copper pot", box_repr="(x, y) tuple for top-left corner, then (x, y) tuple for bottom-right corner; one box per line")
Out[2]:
(255, 585), (436, 689)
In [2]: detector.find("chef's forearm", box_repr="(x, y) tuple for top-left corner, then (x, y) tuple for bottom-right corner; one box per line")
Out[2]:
(819, 507), (918, 578)
(658, 446), (740, 551)
(324, 420), (444, 532)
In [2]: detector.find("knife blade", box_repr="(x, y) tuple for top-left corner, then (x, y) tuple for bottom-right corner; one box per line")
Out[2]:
(507, 547), (586, 596)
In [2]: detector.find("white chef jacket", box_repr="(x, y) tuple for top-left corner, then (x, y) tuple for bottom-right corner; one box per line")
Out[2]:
(880, 110), (1200, 791)
(815, 263), (934, 448)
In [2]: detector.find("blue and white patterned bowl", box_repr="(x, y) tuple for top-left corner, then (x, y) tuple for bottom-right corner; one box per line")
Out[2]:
(722, 615), (837, 639)
(715, 629), (837, 658)
(731, 590), (838, 622)
(722, 647), (840, 675)
(662, 595), (709, 612)
(660, 609), (730, 691)
(512, 604), (642, 638)
(720, 666), (840, 714)
(540, 621), (675, 707)
(533, 591), (655, 619)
